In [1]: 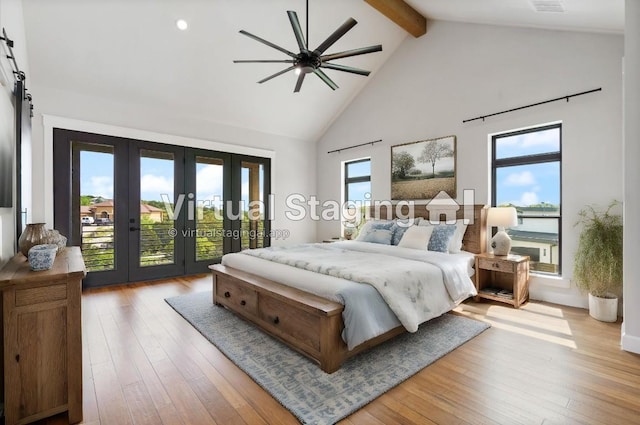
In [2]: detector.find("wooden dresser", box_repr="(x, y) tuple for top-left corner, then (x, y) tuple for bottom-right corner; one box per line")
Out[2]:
(0, 247), (85, 425)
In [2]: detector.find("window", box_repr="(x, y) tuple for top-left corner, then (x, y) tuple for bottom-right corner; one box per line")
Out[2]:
(344, 158), (371, 204)
(492, 124), (561, 275)
(343, 158), (371, 235)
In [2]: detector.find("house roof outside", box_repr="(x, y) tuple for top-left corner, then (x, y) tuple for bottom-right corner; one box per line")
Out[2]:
(92, 200), (114, 208)
(509, 229), (559, 246)
(140, 204), (163, 213)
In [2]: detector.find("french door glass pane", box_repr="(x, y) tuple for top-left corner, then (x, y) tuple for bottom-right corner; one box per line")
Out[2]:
(79, 145), (115, 272)
(241, 161), (264, 250)
(195, 156), (224, 261)
(139, 149), (174, 267)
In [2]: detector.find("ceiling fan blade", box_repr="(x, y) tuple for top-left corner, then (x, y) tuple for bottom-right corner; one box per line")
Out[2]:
(313, 18), (357, 55)
(257, 66), (296, 84)
(321, 45), (382, 61)
(313, 69), (338, 90)
(320, 63), (370, 76)
(287, 11), (307, 52)
(239, 30), (297, 58)
(294, 72), (306, 93)
(234, 60), (295, 63)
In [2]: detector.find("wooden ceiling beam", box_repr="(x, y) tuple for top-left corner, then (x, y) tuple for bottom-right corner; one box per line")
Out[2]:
(364, 0), (427, 38)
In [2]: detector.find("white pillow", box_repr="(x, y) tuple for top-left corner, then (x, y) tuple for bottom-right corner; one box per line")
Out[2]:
(418, 219), (468, 253)
(398, 225), (434, 250)
(450, 220), (468, 253)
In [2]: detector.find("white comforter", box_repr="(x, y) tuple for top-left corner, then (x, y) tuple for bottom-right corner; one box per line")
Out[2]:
(240, 241), (476, 333)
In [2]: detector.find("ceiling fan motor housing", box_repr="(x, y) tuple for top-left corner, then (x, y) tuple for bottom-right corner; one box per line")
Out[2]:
(297, 51), (320, 73)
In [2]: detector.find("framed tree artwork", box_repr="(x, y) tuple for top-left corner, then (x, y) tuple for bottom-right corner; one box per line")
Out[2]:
(391, 135), (456, 200)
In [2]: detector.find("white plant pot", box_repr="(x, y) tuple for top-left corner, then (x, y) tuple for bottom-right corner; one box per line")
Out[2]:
(588, 293), (618, 322)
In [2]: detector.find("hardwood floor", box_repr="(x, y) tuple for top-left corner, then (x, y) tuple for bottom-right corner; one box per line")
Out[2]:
(38, 275), (640, 425)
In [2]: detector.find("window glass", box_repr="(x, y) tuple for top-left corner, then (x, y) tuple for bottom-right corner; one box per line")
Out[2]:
(495, 162), (560, 213)
(495, 127), (560, 159)
(346, 160), (371, 179)
(493, 124), (561, 275)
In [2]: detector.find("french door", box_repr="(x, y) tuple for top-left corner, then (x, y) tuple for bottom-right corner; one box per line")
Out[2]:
(53, 129), (270, 288)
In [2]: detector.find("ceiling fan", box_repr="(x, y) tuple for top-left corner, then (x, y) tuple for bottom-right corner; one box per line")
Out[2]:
(234, 0), (382, 93)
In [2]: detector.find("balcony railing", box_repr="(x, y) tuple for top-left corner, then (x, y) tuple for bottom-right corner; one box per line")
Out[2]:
(80, 219), (266, 271)
(81, 225), (115, 272)
(139, 222), (175, 267)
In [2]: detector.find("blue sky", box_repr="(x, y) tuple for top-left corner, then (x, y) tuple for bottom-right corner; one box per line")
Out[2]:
(81, 152), (243, 205)
(494, 127), (561, 207)
(345, 160), (371, 203)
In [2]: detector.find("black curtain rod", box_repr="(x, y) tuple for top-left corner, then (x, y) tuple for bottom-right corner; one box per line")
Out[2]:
(462, 88), (602, 124)
(327, 139), (382, 154)
(1, 28), (23, 82)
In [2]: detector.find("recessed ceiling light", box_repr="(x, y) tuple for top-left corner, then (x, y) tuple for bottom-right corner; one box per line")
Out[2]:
(176, 19), (188, 31)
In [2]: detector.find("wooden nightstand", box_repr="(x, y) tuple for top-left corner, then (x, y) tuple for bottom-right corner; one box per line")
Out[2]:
(474, 253), (530, 308)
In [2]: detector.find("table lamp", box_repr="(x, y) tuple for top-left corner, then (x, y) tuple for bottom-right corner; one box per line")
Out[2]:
(487, 207), (518, 256)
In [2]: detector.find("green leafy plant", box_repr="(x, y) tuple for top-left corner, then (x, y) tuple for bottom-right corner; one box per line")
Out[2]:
(573, 201), (623, 298)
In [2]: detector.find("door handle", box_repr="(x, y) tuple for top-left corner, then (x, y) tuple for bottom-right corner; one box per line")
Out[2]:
(129, 226), (140, 231)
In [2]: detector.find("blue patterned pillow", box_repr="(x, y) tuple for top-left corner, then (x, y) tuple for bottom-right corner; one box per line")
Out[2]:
(360, 229), (393, 245)
(390, 219), (416, 245)
(427, 225), (457, 253)
(355, 220), (394, 241)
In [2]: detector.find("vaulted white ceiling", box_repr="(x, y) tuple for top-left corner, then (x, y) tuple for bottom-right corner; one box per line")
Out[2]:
(21, 0), (623, 143)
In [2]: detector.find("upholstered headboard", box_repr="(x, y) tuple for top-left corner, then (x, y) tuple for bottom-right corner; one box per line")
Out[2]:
(367, 204), (488, 254)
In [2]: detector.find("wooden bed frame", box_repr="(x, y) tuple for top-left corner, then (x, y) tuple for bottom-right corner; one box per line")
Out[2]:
(209, 204), (487, 373)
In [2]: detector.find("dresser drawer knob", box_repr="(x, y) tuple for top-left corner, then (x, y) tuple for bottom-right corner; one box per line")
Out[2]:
(224, 291), (230, 298)
(273, 316), (280, 324)
(240, 300), (246, 306)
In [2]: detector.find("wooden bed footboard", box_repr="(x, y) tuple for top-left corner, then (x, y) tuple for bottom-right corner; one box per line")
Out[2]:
(209, 264), (404, 373)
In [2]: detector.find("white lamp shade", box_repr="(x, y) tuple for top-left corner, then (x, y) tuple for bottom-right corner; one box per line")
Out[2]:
(487, 207), (518, 228)
(488, 207), (517, 255)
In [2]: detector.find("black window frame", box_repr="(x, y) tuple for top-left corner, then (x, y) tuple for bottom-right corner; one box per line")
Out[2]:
(491, 123), (562, 275)
(344, 158), (371, 204)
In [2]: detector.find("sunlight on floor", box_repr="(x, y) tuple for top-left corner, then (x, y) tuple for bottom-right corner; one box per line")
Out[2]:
(456, 301), (577, 349)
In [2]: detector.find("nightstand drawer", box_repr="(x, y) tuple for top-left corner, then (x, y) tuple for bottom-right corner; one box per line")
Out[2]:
(478, 258), (516, 273)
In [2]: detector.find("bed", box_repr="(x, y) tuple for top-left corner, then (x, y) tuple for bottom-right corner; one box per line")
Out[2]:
(209, 204), (487, 373)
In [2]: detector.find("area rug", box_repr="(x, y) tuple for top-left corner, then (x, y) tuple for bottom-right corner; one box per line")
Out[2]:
(165, 291), (490, 425)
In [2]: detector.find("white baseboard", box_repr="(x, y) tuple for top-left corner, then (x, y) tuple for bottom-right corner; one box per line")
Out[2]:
(621, 322), (640, 354)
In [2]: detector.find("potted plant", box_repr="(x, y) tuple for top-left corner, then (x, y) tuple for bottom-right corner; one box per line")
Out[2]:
(573, 202), (623, 322)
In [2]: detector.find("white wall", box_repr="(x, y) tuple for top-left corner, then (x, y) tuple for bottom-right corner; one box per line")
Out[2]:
(0, 0), (30, 266)
(622, 0), (640, 354)
(29, 85), (318, 247)
(316, 21), (623, 308)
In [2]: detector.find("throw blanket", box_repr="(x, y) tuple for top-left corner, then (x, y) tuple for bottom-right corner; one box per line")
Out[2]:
(241, 243), (474, 333)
